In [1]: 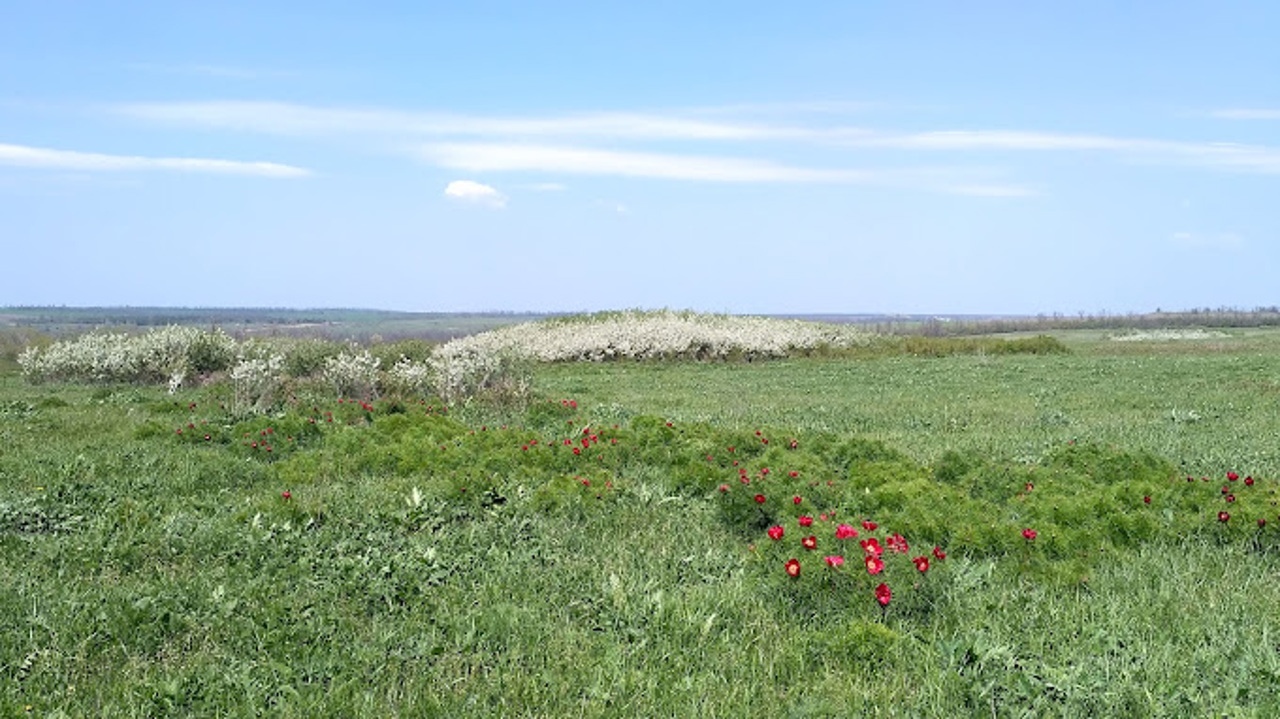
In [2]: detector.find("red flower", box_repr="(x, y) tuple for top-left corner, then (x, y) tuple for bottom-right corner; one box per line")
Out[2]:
(1258, 518), (1268, 528)
(932, 546), (947, 560)
(835, 523), (859, 539)
(718, 484), (730, 493)
(862, 520), (878, 531)
(798, 516), (814, 527)
(1226, 494), (1236, 503)
(886, 533), (909, 554)
(1143, 496), (1151, 504)
(793, 496), (802, 505)
(1245, 476), (1255, 487)
(824, 555), (845, 568)
(802, 535), (818, 550)
(861, 538), (883, 558)
(1022, 528), (1037, 541)
(785, 559), (801, 578)
(1228, 471), (1239, 481)
(912, 556), (930, 572)
(789, 471), (799, 478)
(1219, 511), (1231, 522)
(875, 583), (892, 606)
(754, 494), (766, 504)
(768, 525), (785, 541)
(865, 555), (884, 575)
(281, 490), (291, 500)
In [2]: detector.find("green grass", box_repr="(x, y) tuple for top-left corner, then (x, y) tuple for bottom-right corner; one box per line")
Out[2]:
(4, 330), (1280, 716)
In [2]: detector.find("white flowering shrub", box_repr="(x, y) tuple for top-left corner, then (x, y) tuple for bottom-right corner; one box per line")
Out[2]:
(322, 348), (381, 399)
(382, 357), (434, 398)
(434, 310), (870, 364)
(18, 326), (240, 386)
(428, 346), (530, 406)
(230, 353), (286, 414)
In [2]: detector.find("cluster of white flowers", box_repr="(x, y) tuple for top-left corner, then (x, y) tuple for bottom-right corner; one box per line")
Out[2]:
(383, 356), (434, 397)
(322, 348), (381, 399)
(428, 347), (529, 405)
(1109, 329), (1230, 342)
(434, 310), (870, 363)
(230, 353), (286, 414)
(17, 326), (236, 386)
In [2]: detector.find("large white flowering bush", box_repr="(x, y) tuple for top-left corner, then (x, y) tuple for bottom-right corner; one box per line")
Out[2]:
(17, 325), (236, 387)
(322, 348), (381, 399)
(433, 310), (870, 363)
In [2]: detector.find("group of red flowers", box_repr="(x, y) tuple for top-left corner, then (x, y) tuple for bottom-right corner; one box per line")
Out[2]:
(769, 514), (947, 608)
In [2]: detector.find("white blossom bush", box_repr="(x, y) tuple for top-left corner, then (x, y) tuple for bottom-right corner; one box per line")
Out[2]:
(230, 353), (286, 414)
(18, 326), (239, 386)
(433, 310), (871, 364)
(322, 348), (381, 399)
(428, 347), (530, 406)
(382, 357), (434, 398)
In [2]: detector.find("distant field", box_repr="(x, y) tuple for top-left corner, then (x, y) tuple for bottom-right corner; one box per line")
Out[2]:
(0, 307), (550, 342)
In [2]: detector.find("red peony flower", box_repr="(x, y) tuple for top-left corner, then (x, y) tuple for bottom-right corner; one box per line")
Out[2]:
(932, 546), (947, 560)
(754, 494), (766, 504)
(1228, 472), (1239, 481)
(1258, 518), (1267, 528)
(912, 556), (930, 572)
(824, 555), (845, 568)
(802, 535), (817, 550)
(1144, 496), (1151, 504)
(768, 525), (785, 541)
(789, 471), (799, 478)
(1226, 494), (1236, 503)
(1245, 476), (1255, 487)
(865, 555), (884, 575)
(1022, 528), (1037, 541)
(875, 583), (892, 606)
(793, 496), (802, 505)
(862, 520), (878, 531)
(886, 533), (909, 554)
(718, 484), (730, 493)
(835, 523), (859, 540)
(281, 490), (291, 500)
(861, 538), (883, 558)
(1219, 511), (1231, 522)
(785, 558), (801, 578)
(798, 516), (814, 527)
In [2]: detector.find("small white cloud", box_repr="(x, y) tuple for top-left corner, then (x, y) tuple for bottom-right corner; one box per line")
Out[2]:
(444, 179), (507, 208)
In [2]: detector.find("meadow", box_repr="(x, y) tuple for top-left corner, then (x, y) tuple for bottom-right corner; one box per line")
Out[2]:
(3, 319), (1280, 716)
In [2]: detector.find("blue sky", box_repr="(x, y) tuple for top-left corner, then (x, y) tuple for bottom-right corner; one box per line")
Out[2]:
(2, 1), (1278, 314)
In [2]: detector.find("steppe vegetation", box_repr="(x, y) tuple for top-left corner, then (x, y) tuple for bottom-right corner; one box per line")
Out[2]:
(3, 311), (1280, 716)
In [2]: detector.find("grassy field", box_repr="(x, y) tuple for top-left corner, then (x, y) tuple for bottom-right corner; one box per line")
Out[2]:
(3, 328), (1280, 716)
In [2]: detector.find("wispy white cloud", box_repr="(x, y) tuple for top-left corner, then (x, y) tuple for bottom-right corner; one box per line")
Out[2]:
(444, 179), (507, 208)
(852, 130), (1280, 174)
(521, 182), (567, 191)
(125, 63), (294, 80)
(0, 142), (310, 177)
(112, 100), (870, 141)
(943, 184), (1040, 197)
(420, 143), (870, 183)
(1171, 231), (1245, 249)
(1210, 108), (1280, 120)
